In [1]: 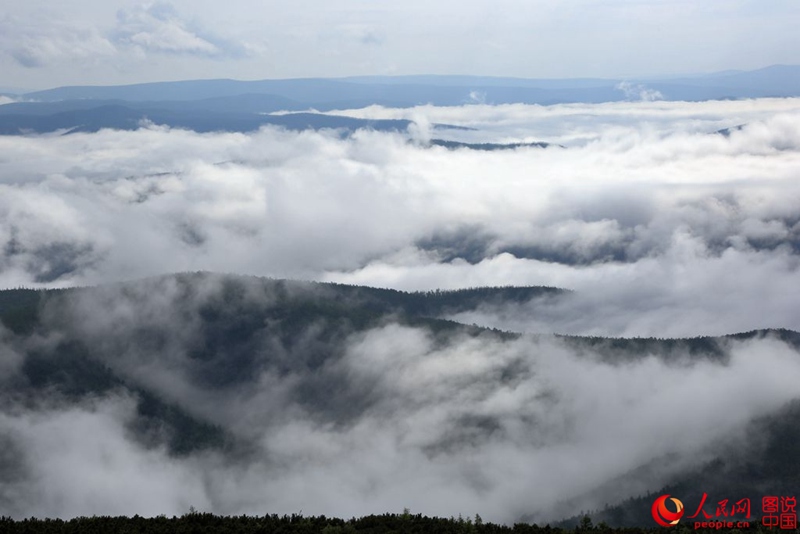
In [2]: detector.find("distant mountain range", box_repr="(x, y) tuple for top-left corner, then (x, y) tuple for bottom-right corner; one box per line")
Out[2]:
(0, 65), (798, 136)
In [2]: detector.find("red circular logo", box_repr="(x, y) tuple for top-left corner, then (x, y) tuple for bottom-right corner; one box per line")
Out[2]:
(652, 494), (685, 527)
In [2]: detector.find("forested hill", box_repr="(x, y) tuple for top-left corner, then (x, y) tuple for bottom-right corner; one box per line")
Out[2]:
(0, 106), (417, 135)
(3, 511), (799, 533)
(0, 274), (565, 456)
(0, 274), (565, 336)
(0, 273), (798, 526)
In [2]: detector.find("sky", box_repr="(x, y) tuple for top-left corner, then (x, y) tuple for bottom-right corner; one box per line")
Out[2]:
(1, 0), (800, 91)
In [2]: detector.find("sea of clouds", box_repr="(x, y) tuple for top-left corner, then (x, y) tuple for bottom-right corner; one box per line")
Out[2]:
(2, 98), (800, 336)
(1, 98), (800, 522)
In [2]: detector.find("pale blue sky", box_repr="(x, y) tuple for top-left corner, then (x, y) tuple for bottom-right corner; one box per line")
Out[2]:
(1, 0), (799, 90)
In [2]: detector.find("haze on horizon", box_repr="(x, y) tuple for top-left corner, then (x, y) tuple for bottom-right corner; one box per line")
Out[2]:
(1, 0), (800, 91)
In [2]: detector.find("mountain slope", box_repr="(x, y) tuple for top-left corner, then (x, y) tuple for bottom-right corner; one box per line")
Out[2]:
(0, 273), (797, 524)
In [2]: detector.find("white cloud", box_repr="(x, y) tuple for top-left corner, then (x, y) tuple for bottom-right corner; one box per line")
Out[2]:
(616, 81), (663, 102)
(0, 395), (209, 518)
(1, 0), (799, 87)
(0, 3), (252, 69)
(0, 99), (799, 341)
(112, 2), (250, 58)
(0, 17), (116, 68)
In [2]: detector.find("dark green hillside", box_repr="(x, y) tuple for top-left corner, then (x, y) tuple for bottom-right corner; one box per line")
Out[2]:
(0, 274), (564, 334)
(9, 334), (226, 457)
(428, 139), (553, 150)
(0, 512), (662, 534)
(15, 275), (533, 423)
(1, 511), (798, 533)
(0, 106), (416, 135)
(0, 288), (68, 334)
(322, 282), (565, 319)
(0, 275), (548, 456)
(0, 273), (798, 527)
(558, 328), (800, 364)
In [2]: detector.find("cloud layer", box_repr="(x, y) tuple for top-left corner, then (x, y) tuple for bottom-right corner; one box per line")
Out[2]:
(1, 275), (799, 522)
(1, 98), (800, 337)
(2, 97), (800, 522)
(0, 17), (116, 68)
(0, 2), (249, 69)
(112, 2), (251, 59)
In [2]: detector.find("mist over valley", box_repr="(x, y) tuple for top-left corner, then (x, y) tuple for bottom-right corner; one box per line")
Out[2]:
(2, 2), (800, 528)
